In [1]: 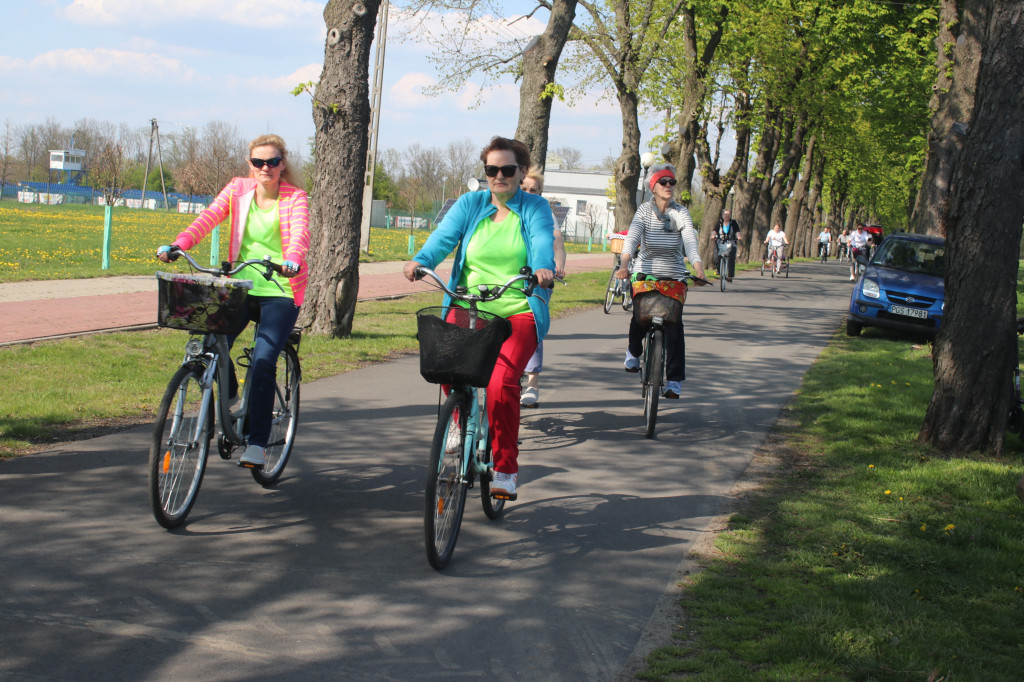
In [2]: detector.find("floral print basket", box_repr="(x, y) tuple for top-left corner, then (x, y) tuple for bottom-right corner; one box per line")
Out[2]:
(156, 272), (253, 335)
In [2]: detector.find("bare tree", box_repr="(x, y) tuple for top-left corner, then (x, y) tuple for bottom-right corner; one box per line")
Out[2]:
(301, 0), (380, 337)
(404, 142), (445, 205)
(444, 137), (480, 196)
(17, 124), (46, 181)
(89, 142), (132, 207)
(0, 119), (14, 188)
(553, 145), (582, 169)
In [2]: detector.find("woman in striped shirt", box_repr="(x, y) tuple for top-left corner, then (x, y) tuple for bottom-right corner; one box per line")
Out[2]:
(614, 163), (707, 399)
(158, 133), (310, 470)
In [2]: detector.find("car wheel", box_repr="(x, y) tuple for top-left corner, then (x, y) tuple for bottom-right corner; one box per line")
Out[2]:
(846, 319), (863, 336)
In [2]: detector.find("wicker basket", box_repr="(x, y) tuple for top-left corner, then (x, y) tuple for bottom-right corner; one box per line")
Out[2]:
(632, 290), (683, 327)
(416, 307), (511, 387)
(156, 272), (253, 335)
(609, 237), (625, 254)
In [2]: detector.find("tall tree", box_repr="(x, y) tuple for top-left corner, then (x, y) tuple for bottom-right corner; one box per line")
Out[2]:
(918, 1), (1024, 453)
(302, 0), (380, 337)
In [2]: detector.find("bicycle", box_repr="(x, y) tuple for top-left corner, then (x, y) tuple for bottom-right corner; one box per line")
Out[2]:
(604, 240), (633, 313)
(631, 274), (705, 438)
(715, 238), (736, 292)
(761, 247), (787, 278)
(149, 247), (301, 529)
(818, 241), (830, 264)
(413, 265), (562, 569)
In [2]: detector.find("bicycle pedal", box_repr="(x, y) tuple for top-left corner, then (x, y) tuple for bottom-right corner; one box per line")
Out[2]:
(491, 491), (517, 501)
(237, 460), (263, 470)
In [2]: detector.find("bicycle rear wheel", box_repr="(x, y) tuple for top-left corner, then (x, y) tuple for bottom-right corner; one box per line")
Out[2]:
(603, 268), (618, 314)
(251, 344), (301, 486)
(479, 430), (505, 519)
(643, 330), (664, 439)
(425, 390), (470, 569)
(149, 364), (211, 529)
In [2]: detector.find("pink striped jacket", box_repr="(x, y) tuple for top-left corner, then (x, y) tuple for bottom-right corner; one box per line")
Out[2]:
(172, 177), (311, 305)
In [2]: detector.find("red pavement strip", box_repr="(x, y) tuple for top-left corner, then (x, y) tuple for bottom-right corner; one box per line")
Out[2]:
(0, 254), (611, 345)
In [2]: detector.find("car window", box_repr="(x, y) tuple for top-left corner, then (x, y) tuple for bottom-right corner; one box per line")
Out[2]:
(871, 239), (944, 276)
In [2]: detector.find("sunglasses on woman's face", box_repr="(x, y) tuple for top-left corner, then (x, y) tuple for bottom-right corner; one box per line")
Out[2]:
(484, 164), (519, 178)
(657, 177), (677, 187)
(250, 157), (283, 169)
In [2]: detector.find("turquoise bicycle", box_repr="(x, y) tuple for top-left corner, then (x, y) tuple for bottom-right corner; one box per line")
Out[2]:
(413, 265), (561, 569)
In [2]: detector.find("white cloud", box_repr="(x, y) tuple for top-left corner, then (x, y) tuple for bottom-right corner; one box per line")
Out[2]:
(390, 72), (437, 108)
(60, 0), (322, 27)
(235, 63), (323, 95)
(0, 56), (29, 72)
(28, 47), (198, 81)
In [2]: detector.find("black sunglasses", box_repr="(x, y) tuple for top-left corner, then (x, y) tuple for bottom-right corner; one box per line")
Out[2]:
(250, 157), (283, 169)
(657, 177), (677, 187)
(484, 164), (519, 178)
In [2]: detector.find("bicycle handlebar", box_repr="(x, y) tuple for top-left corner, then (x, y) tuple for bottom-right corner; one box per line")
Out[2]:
(414, 265), (564, 303)
(160, 245), (295, 281)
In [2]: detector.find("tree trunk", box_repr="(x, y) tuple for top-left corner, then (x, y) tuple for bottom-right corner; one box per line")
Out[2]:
(733, 105), (781, 263)
(918, 1), (1024, 454)
(301, 0), (379, 337)
(514, 0), (578, 169)
(696, 89), (750, 265)
(613, 88), (642, 231)
(910, 0), (984, 236)
(785, 134), (816, 256)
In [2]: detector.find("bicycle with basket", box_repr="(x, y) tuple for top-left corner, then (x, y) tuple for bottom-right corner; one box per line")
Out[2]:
(631, 275), (702, 438)
(604, 232), (634, 313)
(149, 247), (301, 529)
(413, 265), (561, 569)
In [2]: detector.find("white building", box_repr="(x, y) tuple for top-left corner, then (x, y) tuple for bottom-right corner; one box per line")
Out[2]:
(542, 168), (616, 245)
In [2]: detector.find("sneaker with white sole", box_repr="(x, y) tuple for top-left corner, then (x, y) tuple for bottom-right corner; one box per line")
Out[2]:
(520, 386), (539, 407)
(491, 472), (518, 500)
(239, 444), (266, 469)
(663, 380), (681, 399)
(624, 351), (640, 373)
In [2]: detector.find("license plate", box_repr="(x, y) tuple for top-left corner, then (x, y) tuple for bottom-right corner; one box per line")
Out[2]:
(890, 304), (927, 319)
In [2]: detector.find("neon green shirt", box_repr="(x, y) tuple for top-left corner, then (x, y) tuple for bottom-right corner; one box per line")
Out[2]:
(458, 211), (530, 319)
(239, 199), (294, 299)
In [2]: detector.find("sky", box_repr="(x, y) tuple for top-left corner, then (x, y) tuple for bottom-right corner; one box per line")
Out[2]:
(1, 0), (665, 171)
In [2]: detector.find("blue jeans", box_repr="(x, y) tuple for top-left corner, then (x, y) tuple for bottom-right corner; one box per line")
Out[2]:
(229, 296), (300, 448)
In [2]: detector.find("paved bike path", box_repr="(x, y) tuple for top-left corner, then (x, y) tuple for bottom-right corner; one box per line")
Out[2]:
(0, 262), (855, 680)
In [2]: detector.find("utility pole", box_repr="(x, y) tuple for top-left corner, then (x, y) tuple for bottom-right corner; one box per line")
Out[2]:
(141, 119), (156, 208)
(360, 0), (390, 252)
(153, 120), (170, 210)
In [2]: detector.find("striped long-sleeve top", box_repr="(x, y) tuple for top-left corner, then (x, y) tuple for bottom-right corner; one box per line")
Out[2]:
(172, 177), (311, 305)
(622, 200), (702, 279)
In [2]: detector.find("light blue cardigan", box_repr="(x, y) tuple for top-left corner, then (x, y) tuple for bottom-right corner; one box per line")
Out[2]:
(413, 188), (556, 342)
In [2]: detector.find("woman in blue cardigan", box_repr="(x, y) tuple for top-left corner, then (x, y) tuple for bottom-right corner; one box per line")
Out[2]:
(403, 136), (555, 501)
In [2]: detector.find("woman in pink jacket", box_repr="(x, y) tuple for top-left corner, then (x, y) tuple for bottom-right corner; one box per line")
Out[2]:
(158, 133), (310, 470)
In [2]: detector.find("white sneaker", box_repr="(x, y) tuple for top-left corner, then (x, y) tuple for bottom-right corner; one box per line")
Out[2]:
(491, 472), (518, 500)
(239, 444), (265, 469)
(624, 351), (640, 373)
(520, 386), (539, 407)
(849, 275), (856, 281)
(663, 380), (681, 399)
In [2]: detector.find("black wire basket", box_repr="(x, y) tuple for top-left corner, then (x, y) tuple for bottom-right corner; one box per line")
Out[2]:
(416, 306), (511, 387)
(156, 272), (253, 335)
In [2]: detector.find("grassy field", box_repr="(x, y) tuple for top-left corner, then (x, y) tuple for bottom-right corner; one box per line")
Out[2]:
(0, 201), (604, 282)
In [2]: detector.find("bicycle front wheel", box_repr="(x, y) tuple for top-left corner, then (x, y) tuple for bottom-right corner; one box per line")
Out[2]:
(149, 364), (211, 529)
(643, 330), (664, 439)
(603, 268), (618, 314)
(719, 256), (727, 291)
(479, 430), (505, 519)
(425, 390), (470, 569)
(251, 344), (301, 486)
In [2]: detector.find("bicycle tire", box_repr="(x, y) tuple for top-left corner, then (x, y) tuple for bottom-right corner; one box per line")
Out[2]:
(785, 260), (790, 278)
(149, 364), (211, 529)
(425, 390), (470, 569)
(760, 257), (766, 276)
(479, 430), (505, 519)
(771, 256), (776, 278)
(719, 256), (727, 291)
(603, 267), (617, 314)
(643, 329), (663, 439)
(250, 344), (301, 486)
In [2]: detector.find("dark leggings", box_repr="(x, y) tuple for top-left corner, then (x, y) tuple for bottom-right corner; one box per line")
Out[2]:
(228, 296), (300, 448)
(628, 317), (685, 382)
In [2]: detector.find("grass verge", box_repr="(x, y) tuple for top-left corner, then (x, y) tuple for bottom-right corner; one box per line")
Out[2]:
(641, 330), (1024, 680)
(0, 271), (607, 456)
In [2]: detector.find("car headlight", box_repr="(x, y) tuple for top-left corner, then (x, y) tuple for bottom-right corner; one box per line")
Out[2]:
(862, 279), (880, 299)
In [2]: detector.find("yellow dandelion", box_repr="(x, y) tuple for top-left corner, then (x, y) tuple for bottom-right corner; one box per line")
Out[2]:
(868, 464), (875, 469)
(920, 524), (927, 531)
(944, 524), (955, 531)
(884, 490), (891, 495)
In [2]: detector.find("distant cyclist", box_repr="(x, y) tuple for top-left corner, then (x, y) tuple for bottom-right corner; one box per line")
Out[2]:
(817, 227), (831, 260)
(764, 223), (789, 267)
(849, 224), (870, 281)
(712, 209), (741, 281)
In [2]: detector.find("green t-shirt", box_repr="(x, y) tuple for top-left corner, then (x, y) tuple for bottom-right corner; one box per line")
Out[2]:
(238, 199), (294, 299)
(458, 211), (530, 319)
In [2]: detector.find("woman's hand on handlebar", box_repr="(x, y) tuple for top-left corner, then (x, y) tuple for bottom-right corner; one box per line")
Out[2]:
(156, 245), (178, 264)
(533, 268), (554, 289)
(402, 260), (423, 282)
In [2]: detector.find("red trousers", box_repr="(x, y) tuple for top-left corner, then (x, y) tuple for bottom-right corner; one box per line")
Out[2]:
(489, 313), (537, 474)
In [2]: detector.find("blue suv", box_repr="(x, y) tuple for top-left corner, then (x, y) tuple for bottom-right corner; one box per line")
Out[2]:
(847, 233), (945, 338)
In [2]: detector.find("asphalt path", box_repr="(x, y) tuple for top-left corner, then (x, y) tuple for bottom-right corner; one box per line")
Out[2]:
(0, 261), (854, 681)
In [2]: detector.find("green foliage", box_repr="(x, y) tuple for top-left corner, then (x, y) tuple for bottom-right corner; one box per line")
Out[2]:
(539, 82), (565, 102)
